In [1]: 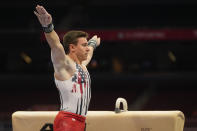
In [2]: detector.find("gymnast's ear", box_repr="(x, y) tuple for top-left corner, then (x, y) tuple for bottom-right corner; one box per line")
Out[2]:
(69, 44), (77, 53)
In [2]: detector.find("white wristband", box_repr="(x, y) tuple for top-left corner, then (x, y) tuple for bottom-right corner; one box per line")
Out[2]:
(88, 39), (97, 49)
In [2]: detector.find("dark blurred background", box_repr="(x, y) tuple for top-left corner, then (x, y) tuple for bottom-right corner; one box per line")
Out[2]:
(1, 0), (197, 130)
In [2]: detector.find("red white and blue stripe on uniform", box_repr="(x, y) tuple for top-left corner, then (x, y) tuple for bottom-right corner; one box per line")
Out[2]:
(55, 63), (91, 116)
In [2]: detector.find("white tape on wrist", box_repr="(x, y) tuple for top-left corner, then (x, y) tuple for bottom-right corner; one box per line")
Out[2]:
(88, 39), (97, 49)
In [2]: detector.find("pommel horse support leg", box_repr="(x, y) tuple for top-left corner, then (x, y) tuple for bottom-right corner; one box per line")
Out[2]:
(12, 98), (185, 131)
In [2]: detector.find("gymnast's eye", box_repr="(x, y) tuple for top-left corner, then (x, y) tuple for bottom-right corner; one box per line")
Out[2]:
(82, 43), (88, 47)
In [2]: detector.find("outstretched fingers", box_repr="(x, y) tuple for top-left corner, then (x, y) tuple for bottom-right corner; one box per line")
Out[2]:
(35, 5), (41, 14)
(35, 5), (47, 15)
(40, 6), (48, 15)
(34, 11), (40, 17)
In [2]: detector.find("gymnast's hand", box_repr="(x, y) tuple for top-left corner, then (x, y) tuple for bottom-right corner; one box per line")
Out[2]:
(92, 35), (101, 47)
(34, 5), (52, 27)
(88, 35), (101, 49)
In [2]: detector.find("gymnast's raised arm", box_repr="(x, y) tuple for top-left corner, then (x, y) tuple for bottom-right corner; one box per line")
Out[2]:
(34, 5), (75, 80)
(82, 35), (101, 66)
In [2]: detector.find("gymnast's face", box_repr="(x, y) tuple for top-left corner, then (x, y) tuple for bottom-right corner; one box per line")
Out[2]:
(74, 37), (90, 61)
